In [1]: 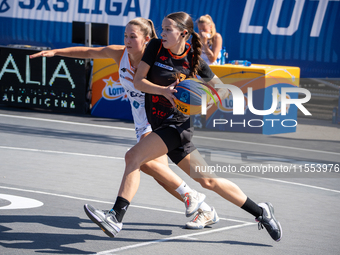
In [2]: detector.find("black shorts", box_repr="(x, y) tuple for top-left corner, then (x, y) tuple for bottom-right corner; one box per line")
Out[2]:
(154, 126), (196, 164)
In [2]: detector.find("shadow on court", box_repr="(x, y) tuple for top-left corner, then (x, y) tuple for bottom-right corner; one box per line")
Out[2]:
(0, 215), (103, 254)
(0, 215), (271, 254)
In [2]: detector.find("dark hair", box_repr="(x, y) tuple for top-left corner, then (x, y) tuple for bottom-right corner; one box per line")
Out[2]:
(128, 18), (158, 40)
(166, 12), (202, 77)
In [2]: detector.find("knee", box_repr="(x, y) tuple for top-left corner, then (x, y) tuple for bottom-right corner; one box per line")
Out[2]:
(197, 178), (216, 190)
(125, 149), (139, 166)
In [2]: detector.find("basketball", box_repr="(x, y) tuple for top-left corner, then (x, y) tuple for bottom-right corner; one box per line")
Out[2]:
(173, 78), (206, 115)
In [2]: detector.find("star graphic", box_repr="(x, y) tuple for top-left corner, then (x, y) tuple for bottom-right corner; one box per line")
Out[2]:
(103, 77), (116, 86)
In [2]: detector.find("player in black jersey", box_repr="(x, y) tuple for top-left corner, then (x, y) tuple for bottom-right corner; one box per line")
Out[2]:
(90, 12), (282, 241)
(134, 12), (282, 242)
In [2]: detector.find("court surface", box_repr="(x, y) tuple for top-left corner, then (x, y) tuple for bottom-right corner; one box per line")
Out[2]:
(0, 106), (339, 255)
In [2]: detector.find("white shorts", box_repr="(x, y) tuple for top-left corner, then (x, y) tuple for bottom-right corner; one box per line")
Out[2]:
(135, 124), (152, 143)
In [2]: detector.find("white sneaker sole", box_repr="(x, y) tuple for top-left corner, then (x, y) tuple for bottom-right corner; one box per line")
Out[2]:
(84, 204), (119, 238)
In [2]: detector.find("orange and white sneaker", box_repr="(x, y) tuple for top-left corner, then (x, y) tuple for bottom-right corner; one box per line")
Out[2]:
(181, 189), (206, 217)
(185, 207), (220, 229)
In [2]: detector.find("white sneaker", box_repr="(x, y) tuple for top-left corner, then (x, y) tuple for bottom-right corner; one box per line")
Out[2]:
(84, 204), (122, 238)
(181, 189), (206, 217)
(256, 202), (282, 242)
(185, 207), (220, 229)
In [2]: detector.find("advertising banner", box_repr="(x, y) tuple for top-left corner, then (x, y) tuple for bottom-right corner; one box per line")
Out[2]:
(90, 58), (133, 120)
(0, 46), (87, 113)
(0, 0), (339, 78)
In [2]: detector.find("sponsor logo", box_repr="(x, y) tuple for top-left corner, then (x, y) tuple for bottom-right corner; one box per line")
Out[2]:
(102, 76), (128, 101)
(176, 103), (188, 114)
(130, 91), (144, 98)
(240, 0), (333, 37)
(159, 56), (168, 61)
(182, 61), (190, 69)
(152, 107), (166, 117)
(180, 91), (189, 103)
(154, 62), (173, 71)
(133, 100), (140, 109)
(152, 95), (159, 103)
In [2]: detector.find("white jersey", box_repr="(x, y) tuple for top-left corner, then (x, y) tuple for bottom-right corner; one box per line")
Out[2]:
(119, 48), (152, 142)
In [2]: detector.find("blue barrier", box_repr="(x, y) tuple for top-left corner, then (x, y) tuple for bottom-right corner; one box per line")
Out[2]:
(0, 0), (339, 78)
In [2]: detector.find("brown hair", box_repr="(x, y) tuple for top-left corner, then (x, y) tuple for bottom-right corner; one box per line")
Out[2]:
(197, 14), (217, 44)
(127, 18), (158, 40)
(166, 12), (202, 77)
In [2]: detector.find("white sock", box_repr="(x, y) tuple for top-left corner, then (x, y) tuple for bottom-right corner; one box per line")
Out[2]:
(175, 181), (192, 195)
(199, 202), (212, 212)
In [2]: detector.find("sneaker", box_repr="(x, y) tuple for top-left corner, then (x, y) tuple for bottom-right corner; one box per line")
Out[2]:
(181, 190), (206, 217)
(185, 207), (220, 229)
(256, 202), (282, 242)
(84, 204), (122, 238)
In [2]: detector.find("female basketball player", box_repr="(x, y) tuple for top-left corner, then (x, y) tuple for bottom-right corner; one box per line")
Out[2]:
(30, 17), (219, 230)
(83, 12), (282, 241)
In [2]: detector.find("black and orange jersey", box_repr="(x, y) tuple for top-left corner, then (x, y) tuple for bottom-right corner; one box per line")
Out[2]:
(142, 38), (214, 130)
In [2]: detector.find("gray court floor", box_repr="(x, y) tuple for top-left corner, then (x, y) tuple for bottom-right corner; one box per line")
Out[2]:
(0, 106), (339, 255)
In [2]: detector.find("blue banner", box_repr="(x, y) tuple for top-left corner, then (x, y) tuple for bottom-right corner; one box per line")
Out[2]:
(0, 0), (339, 78)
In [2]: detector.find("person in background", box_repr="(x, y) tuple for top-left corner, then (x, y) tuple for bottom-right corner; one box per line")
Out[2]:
(193, 14), (224, 128)
(197, 14), (223, 65)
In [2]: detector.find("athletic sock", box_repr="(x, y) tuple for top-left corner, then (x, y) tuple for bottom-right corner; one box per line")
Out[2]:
(241, 197), (263, 218)
(112, 196), (130, 222)
(175, 181), (192, 195)
(199, 202), (212, 212)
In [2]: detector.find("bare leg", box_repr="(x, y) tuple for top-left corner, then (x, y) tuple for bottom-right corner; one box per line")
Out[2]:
(139, 133), (183, 201)
(117, 132), (183, 202)
(140, 158), (183, 201)
(177, 149), (247, 207)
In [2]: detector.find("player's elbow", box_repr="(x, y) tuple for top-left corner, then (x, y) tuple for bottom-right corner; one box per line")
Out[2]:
(134, 75), (147, 91)
(209, 55), (218, 63)
(133, 78), (142, 91)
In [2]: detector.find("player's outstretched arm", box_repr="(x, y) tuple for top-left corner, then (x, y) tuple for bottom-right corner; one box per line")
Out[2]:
(29, 45), (125, 64)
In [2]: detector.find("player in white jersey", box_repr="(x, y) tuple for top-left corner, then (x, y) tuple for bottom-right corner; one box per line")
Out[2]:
(118, 47), (152, 142)
(30, 17), (219, 232)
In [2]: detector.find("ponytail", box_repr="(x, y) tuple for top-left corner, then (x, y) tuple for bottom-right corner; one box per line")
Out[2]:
(190, 31), (202, 77)
(166, 12), (202, 77)
(147, 19), (158, 39)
